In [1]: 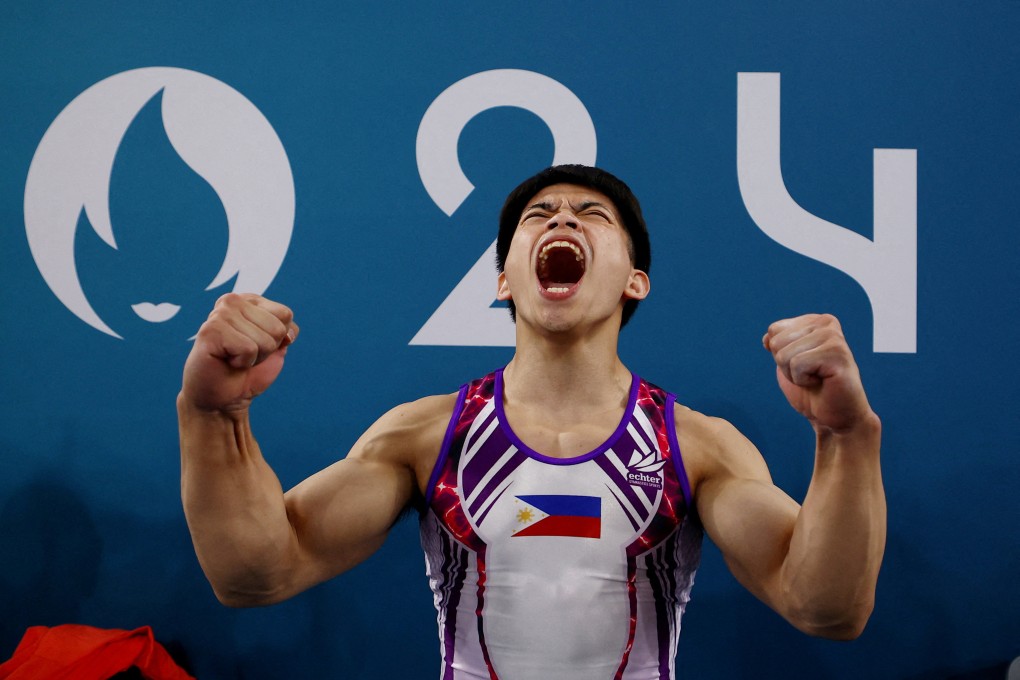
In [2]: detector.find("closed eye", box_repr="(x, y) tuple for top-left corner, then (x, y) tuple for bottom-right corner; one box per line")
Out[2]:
(575, 201), (614, 222)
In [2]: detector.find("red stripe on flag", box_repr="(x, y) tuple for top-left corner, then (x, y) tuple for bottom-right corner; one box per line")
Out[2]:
(512, 515), (600, 538)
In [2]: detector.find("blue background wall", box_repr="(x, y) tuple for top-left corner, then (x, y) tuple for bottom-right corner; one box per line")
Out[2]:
(2, 3), (1018, 678)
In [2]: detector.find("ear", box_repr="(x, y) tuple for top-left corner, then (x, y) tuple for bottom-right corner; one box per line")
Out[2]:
(623, 269), (650, 301)
(497, 271), (513, 301)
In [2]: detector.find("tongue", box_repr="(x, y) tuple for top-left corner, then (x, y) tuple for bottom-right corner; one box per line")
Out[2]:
(540, 274), (580, 291)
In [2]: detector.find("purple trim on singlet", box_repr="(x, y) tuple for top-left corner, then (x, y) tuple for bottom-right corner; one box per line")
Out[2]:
(425, 384), (469, 507)
(474, 481), (513, 526)
(665, 393), (694, 509)
(645, 549), (668, 678)
(653, 530), (682, 677)
(440, 529), (469, 678)
(494, 367), (640, 465)
(463, 445), (526, 511)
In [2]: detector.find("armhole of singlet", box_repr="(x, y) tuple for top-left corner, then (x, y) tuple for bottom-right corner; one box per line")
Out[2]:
(665, 392), (695, 510)
(422, 383), (469, 508)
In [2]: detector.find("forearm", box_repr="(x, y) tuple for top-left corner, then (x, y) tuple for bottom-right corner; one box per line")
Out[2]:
(178, 394), (299, 606)
(780, 412), (886, 638)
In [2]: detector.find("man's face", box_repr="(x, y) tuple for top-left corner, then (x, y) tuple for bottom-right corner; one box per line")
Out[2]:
(497, 183), (649, 334)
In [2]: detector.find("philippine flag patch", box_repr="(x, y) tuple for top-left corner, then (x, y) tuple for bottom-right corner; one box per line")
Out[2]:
(511, 495), (601, 538)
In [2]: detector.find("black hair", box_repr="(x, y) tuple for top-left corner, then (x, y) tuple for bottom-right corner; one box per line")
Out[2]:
(495, 165), (651, 327)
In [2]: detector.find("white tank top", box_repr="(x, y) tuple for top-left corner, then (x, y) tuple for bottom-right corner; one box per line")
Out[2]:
(420, 368), (702, 679)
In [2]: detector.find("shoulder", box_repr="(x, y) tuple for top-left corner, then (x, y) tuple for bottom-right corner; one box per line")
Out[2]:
(369, 392), (461, 433)
(354, 392), (460, 461)
(671, 401), (773, 499)
(350, 391), (461, 496)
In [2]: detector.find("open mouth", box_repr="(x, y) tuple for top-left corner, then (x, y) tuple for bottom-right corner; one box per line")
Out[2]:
(537, 240), (586, 294)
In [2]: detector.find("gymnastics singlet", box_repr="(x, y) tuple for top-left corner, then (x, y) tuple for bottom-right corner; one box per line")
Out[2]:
(419, 369), (703, 679)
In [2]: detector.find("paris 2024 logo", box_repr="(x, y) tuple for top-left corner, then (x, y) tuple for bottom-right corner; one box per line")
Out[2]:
(24, 67), (294, 340)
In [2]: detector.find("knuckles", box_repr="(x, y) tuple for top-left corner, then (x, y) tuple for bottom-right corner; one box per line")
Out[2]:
(215, 292), (249, 312)
(768, 313), (841, 336)
(768, 314), (846, 350)
(769, 313), (855, 380)
(191, 294), (295, 367)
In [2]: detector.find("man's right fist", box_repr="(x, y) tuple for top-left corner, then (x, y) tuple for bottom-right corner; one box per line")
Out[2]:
(181, 294), (299, 413)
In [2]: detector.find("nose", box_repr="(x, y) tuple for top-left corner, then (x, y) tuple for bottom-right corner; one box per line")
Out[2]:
(545, 210), (579, 230)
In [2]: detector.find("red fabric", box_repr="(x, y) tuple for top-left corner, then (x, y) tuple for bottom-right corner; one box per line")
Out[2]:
(0, 624), (194, 680)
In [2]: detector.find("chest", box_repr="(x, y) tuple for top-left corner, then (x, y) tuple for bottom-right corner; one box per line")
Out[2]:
(500, 403), (627, 459)
(436, 395), (689, 551)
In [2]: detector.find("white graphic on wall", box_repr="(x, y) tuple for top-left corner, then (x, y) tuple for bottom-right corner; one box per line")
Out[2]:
(737, 72), (917, 354)
(412, 69), (597, 346)
(24, 67), (295, 339)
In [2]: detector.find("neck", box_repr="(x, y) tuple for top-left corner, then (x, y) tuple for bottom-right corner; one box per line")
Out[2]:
(503, 318), (632, 413)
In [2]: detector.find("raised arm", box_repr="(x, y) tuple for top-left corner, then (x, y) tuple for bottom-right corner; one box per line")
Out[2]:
(179, 293), (449, 607)
(689, 314), (885, 639)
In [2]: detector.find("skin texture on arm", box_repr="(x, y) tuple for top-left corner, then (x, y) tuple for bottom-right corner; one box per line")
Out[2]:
(685, 314), (886, 639)
(178, 293), (451, 607)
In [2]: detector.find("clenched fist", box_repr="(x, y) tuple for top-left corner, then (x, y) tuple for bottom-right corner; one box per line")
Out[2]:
(762, 314), (875, 434)
(181, 294), (299, 413)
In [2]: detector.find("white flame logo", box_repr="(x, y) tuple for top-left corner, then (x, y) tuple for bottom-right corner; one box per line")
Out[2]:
(627, 450), (666, 474)
(24, 67), (295, 338)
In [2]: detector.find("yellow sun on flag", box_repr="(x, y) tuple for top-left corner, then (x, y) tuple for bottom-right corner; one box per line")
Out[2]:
(516, 508), (534, 523)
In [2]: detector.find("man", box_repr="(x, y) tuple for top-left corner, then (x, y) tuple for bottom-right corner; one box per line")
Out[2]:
(179, 165), (885, 679)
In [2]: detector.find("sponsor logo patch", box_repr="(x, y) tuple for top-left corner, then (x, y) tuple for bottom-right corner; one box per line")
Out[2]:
(626, 450), (665, 491)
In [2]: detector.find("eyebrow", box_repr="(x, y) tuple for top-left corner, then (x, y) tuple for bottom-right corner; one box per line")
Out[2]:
(524, 201), (556, 213)
(574, 200), (611, 213)
(522, 200), (614, 215)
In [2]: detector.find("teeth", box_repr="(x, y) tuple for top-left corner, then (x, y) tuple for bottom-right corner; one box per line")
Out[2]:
(547, 287), (569, 293)
(539, 240), (583, 262)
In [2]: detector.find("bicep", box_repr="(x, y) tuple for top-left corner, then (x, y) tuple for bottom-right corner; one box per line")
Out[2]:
(275, 394), (454, 596)
(699, 475), (799, 608)
(284, 453), (415, 586)
(690, 418), (800, 611)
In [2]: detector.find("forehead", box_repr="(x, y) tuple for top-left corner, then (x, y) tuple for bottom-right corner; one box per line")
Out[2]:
(521, 183), (620, 217)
